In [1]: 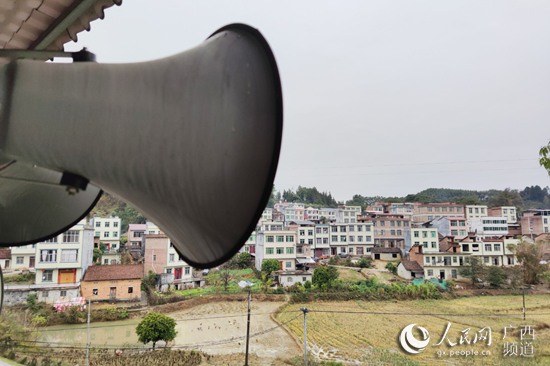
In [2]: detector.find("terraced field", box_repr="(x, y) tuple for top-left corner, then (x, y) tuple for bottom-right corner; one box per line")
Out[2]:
(278, 295), (550, 365)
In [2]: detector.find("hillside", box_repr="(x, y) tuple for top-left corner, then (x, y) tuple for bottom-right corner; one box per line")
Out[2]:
(88, 192), (146, 233)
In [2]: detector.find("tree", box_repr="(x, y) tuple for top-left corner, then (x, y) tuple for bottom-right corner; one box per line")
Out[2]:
(142, 270), (157, 290)
(486, 266), (506, 287)
(458, 257), (485, 285)
(455, 197), (481, 205)
(121, 252), (133, 265)
(92, 248), (103, 263)
(312, 266), (339, 288)
(135, 312), (177, 350)
(385, 262), (398, 275)
(238, 252), (252, 269)
(262, 259), (281, 274)
(260, 272), (273, 292)
(219, 269), (233, 291)
(487, 188), (523, 208)
(541, 140), (550, 176)
(511, 238), (550, 284)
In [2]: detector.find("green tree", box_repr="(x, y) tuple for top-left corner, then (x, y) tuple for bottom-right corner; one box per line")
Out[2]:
(312, 266), (339, 288)
(455, 196), (481, 205)
(135, 312), (177, 350)
(93, 248), (103, 263)
(541, 141), (550, 176)
(219, 269), (233, 291)
(238, 252), (252, 269)
(142, 270), (157, 290)
(261, 259), (281, 274)
(486, 266), (506, 287)
(487, 188), (523, 208)
(458, 257), (485, 285)
(385, 262), (398, 275)
(511, 239), (550, 284)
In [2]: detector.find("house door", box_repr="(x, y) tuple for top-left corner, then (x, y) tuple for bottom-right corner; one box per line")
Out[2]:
(279, 261), (283, 270)
(59, 269), (75, 284)
(174, 268), (182, 280)
(374, 254), (380, 260)
(110, 287), (117, 299)
(439, 270), (445, 279)
(331, 247), (336, 255)
(4, 260), (9, 269)
(29, 256), (35, 268)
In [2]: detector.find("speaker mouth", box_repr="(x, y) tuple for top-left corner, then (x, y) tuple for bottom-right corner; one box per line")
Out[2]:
(170, 23), (283, 269)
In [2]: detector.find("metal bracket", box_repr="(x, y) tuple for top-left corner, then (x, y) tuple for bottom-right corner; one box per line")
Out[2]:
(0, 48), (96, 62)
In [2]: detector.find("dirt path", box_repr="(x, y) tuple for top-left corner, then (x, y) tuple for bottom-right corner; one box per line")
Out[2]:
(360, 268), (390, 284)
(168, 301), (301, 359)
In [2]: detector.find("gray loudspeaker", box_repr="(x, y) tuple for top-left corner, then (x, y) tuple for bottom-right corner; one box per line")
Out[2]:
(0, 23), (283, 268)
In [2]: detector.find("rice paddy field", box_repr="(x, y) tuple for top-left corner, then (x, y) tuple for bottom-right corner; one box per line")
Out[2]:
(277, 294), (550, 365)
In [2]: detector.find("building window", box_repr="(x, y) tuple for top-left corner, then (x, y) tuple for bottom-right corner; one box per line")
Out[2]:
(113, 232), (118, 237)
(60, 290), (67, 297)
(390, 230), (395, 236)
(287, 277), (293, 282)
(494, 244), (501, 251)
(104, 259), (109, 264)
(93, 288), (98, 295)
(61, 249), (78, 262)
(153, 255), (156, 261)
(114, 222), (119, 227)
(286, 235), (294, 242)
(451, 230), (458, 236)
(366, 236), (372, 241)
(340, 235), (347, 242)
(276, 236), (284, 243)
(425, 257), (430, 263)
(358, 236), (363, 242)
(266, 248), (274, 254)
(453, 256), (457, 263)
(266, 236), (274, 243)
(169, 254), (175, 262)
(42, 291), (49, 297)
(95, 231), (100, 236)
(414, 231), (419, 238)
(276, 247), (284, 254)
(96, 222), (101, 227)
(349, 236), (355, 242)
(105, 232), (110, 238)
(332, 235), (338, 242)
(341, 247), (346, 253)
(485, 244), (492, 251)
(16, 257), (23, 264)
(134, 231), (144, 238)
(484, 256), (490, 264)
(286, 261), (292, 268)
(451, 270), (457, 279)
(431, 242), (437, 248)
(128, 287), (133, 293)
(167, 268), (172, 274)
(427, 269), (433, 276)
(423, 242), (428, 248)
(286, 247), (294, 254)
(380, 230), (385, 235)
(42, 270), (53, 282)
(40, 250), (57, 263)
(62, 230), (79, 243)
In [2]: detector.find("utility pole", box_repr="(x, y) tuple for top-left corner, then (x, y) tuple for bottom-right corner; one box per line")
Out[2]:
(245, 288), (251, 366)
(301, 308), (309, 366)
(86, 299), (91, 366)
(523, 287), (526, 321)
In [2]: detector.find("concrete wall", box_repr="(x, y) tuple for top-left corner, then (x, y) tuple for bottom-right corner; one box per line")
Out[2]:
(81, 279), (141, 301)
(4, 288), (80, 306)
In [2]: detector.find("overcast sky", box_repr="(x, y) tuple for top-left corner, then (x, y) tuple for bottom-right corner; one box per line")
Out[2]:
(64, 1), (550, 202)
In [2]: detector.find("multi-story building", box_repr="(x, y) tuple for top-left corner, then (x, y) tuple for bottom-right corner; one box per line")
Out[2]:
(304, 207), (319, 222)
(255, 230), (297, 271)
(336, 205), (361, 224)
(488, 206), (517, 224)
(145, 221), (163, 235)
(34, 219), (94, 285)
(328, 222), (374, 256)
(260, 208), (273, 221)
(465, 205), (488, 221)
(90, 216), (121, 251)
(470, 217), (508, 239)
(358, 213), (410, 251)
(319, 208), (337, 222)
(429, 217), (468, 238)
(458, 235), (518, 267)
(520, 210), (550, 236)
(412, 202), (464, 223)
(388, 202), (414, 216)
(11, 243), (36, 270)
(314, 224), (331, 257)
(404, 227), (439, 255)
(128, 224), (146, 247)
(165, 242), (195, 289)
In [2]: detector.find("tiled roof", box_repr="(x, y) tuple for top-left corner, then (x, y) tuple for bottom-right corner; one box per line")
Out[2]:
(83, 264), (143, 281)
(401, 260), (423, 271)
(372, 247), (401, 254)
(0, 0), (121, 51)
(0, 248), (11, 259)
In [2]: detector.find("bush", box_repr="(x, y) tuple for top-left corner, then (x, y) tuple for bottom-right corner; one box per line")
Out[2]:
(385, 262), (398, 275)
(359, 257), (371, 268)
(238, 252), (252, 269)
(303, 280), (312, 289)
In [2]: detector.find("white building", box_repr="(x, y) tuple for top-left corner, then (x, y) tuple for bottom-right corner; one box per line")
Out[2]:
(90, 216), (121, 251)
(470, 217), (508, 239)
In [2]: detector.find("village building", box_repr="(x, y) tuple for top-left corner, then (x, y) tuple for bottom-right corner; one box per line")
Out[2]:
(274, 270), (313, 287)
(371, 247), (402, 261)
(81, 264), (143, 301)
(397, 260), (424, 279)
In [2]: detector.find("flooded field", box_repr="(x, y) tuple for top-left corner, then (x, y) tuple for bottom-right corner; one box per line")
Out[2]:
(39, 301), (301, 359)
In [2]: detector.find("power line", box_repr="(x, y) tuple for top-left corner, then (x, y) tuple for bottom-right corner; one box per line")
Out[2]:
(287, 158), (538, 171)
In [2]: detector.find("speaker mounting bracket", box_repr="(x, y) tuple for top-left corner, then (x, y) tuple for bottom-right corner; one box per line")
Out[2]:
(0, 48), (96, 62)
(60, 172), (89, 195)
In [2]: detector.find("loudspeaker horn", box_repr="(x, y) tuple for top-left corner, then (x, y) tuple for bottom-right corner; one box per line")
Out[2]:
(0, 23), (283, 268)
